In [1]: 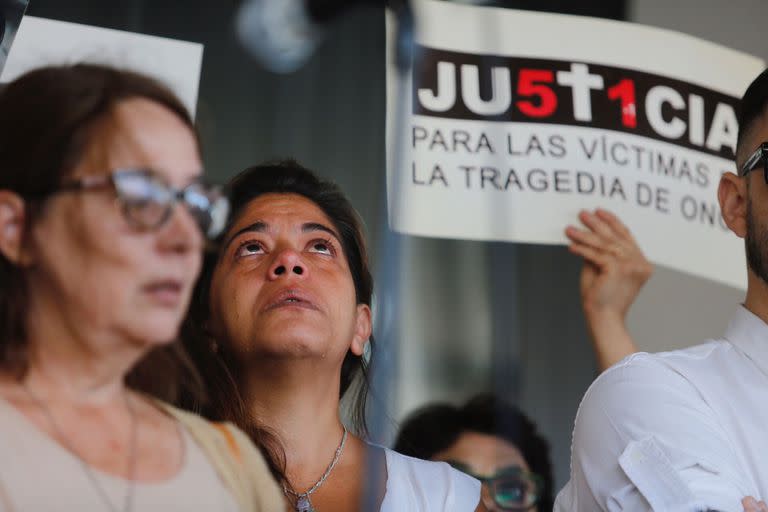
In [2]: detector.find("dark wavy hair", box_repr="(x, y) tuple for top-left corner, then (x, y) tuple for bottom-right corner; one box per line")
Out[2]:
(0, 63), (202, 402)
(394, 393), (554, 511)
(180, 159), (375, 484)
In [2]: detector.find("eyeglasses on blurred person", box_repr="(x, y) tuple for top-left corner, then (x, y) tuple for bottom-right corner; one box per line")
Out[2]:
(395, 393), (554, 512)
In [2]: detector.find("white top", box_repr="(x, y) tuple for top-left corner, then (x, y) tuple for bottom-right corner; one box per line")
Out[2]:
(0, 397), (240, 512)
(555, 306), (768, 512)
(379, 447), (480, 511)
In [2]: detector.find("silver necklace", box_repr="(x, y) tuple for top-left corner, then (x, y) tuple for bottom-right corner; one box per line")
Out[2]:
(284, 425), (348, 512)
(21, 381), (138, 512)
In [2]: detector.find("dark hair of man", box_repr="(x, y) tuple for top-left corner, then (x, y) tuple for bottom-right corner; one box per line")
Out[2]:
(394, 393), (554, 511)
(0, 63), (203, 402)
(736, 68), (768, 167)
(179, 159), (375, 485)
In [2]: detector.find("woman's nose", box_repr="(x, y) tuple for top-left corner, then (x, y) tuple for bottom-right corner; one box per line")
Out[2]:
(267, 249), (307, 280)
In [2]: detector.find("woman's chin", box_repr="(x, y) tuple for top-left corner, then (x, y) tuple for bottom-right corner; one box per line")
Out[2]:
(123, 317), (182, 350)
(245, 329), (335, 360)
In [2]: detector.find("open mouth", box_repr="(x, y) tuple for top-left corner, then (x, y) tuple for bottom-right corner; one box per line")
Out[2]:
(265, 289), (319, 311)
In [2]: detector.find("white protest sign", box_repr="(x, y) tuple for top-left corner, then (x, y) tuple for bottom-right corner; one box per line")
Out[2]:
(1, 16), (203, 117)
(386, 0), (765, 290)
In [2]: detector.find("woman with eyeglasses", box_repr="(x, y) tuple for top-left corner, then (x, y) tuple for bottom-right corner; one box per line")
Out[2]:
(180, 160), (484, 511)
(0, 64), (283, 511)
(394, 394), (553, 512)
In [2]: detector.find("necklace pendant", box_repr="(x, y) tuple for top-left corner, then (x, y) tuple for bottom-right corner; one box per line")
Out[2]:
(295, 496), (315, 512)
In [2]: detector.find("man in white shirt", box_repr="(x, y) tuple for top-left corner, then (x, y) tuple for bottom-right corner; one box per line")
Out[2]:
(555, 69), (768, 512)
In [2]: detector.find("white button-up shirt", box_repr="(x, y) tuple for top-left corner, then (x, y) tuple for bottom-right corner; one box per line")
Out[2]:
(555, 306), (768, 512)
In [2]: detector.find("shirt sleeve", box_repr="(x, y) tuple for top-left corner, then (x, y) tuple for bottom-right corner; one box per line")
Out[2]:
(556, 354), (755, 512)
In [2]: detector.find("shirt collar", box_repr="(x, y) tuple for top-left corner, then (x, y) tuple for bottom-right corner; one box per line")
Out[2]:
(724, 305), (768, 376)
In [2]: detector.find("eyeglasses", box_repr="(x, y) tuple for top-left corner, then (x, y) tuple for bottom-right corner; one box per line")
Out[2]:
(44, 169), (230, 239)
(448, 462), (543, 511)
(741, 142), (768, 183)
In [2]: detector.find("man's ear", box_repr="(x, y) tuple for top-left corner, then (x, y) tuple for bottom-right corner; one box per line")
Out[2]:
(0, 190), (32, 265)
(719, 171), (748, 239)
(350, 304), (372, 357)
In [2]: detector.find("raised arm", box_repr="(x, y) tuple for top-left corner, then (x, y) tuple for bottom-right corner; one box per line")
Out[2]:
(565, 208), (651, 370)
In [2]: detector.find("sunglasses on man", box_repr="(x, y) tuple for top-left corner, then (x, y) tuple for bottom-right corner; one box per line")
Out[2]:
(741, 142), (768, 182)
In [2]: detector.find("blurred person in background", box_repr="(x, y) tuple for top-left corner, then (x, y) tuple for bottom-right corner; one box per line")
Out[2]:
(395, 393), (553, 512)
(0, 64), (282, 511)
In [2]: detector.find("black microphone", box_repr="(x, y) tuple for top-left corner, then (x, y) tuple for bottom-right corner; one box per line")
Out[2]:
(1, 0), (29, 77)
(236, 0), (404, 73)
(306, 0), (382, 22)
(1, 11), (6, 47)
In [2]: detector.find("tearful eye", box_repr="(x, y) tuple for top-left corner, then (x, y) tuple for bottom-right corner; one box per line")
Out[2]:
(235, 241), (265, 258)
(308, 240), (333, 255)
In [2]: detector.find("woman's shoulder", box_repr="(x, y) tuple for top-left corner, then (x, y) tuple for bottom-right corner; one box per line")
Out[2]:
(153, 400), (285, 512)
(380, 447), (481, 512)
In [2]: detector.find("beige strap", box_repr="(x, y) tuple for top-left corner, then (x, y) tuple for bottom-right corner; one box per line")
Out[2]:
(214, 423), (243, 464)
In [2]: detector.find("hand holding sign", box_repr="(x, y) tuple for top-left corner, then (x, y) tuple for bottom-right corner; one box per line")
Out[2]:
(567, 208), (653, 318)
(565, 209), (650, 370)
